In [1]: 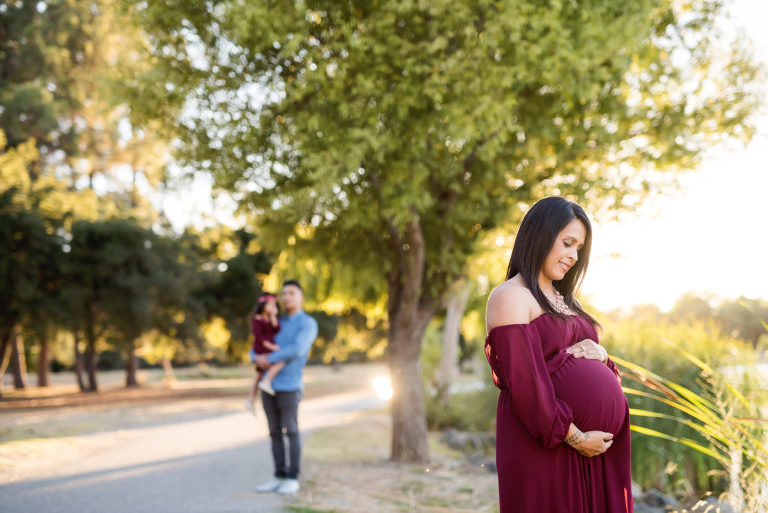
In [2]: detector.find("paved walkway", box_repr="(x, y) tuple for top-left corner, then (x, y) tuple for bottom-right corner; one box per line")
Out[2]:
(0, 388), (386, 513)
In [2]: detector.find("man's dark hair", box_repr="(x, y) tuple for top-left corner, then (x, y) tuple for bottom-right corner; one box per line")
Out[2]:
(282, 279), (303, 292)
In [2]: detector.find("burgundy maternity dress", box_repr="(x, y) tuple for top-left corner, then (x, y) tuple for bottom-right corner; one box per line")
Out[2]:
(484, 312), (633, 513)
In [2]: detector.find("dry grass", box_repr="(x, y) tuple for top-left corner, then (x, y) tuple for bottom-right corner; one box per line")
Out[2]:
(290, 409), (500, 513)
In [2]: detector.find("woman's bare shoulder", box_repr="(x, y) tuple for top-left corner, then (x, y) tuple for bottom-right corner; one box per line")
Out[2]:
(486, 280), (538, 331)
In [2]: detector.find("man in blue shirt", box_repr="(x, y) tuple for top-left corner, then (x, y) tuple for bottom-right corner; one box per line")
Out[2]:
(253, 280), (318, 495)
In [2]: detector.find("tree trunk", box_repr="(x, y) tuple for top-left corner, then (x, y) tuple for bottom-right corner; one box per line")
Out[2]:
(0, 328), (12, 397)
(388, 311), (433, 463)
(84, 340), (98, 391)
(125, 343), (139, 387)
(84, 304), (98, 392)
(10, 326), (28, 389)
(37, 333), (50, 387)
(386, 219), (437, 463)
(436, 280), (471, 403)
(73, 331), (86, 392)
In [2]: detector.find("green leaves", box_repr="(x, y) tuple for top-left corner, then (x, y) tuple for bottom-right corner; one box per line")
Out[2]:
(136, 0), (761, 329)
(134, 0), (760, 317)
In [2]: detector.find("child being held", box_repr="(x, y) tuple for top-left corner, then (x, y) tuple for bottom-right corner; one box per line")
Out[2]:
(246, 292), (284, 412)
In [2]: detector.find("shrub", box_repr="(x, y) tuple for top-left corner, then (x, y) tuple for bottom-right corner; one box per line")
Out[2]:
(425, 386), (498, 433)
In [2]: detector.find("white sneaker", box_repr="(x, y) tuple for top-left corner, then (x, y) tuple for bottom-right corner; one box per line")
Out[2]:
(276, 478), (299, 494)
(255, 477), (283, 493)
(258, 380), (276, 396)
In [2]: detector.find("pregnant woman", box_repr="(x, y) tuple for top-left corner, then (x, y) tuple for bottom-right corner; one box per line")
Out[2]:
(484, 196), (633, 513)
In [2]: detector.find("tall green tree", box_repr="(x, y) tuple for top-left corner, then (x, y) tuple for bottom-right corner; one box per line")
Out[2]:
(67, 219), (188, 389)
(1, 0), (181, 388)
(143, 233), (207, 377)
(0, 131), (71, 392)
(207, 229), (273, 358)
(133, 0), (761, 461)
(0, 0), (170, 221)
(0, 187), (64, 393)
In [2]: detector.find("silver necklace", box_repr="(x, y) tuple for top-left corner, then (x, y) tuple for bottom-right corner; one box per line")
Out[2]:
(551, 286), (572, 315)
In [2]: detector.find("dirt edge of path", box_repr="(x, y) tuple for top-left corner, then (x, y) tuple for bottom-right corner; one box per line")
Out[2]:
(286, 409), (500, 513)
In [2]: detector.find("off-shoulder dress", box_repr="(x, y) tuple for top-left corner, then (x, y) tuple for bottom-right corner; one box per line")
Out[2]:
(484, 312), (633, 513)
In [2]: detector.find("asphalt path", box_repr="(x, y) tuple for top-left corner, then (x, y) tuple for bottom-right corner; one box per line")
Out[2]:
(0, 388), (387, 513)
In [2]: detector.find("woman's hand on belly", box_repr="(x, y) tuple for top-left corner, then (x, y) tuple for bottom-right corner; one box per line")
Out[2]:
(563, 423), (614, 457)
(565, 339), (608, 364)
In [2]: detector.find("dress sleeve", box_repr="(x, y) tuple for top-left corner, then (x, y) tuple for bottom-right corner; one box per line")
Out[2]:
(485, 324), (575, 449)
(251, 318), (263, 349)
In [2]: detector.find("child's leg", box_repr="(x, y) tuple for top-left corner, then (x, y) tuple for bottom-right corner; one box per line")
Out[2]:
(248, 369), (264, 403)
(258, 361), (285, 395)
(262, 361), (285, 384)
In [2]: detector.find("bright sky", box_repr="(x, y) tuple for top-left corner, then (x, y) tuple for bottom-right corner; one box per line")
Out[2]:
(583, 0), (768, 312)
(157, 0), (768, 313)
(584, 132), (768, 312)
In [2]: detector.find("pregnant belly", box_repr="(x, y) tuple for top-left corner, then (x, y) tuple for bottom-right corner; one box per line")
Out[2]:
(551, 355), (627, 434)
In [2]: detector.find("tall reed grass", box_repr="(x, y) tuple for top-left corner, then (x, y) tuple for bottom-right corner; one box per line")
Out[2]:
(607, 314), (767, 510)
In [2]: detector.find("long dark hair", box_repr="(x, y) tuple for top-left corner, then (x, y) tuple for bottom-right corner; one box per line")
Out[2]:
(505, 196), (601, 331)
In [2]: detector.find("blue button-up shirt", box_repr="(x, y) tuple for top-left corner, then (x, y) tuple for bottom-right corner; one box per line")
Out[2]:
(261, 309), (318, 392)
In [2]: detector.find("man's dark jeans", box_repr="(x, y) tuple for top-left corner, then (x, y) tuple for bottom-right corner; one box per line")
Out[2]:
(261, 389), (301, 479)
